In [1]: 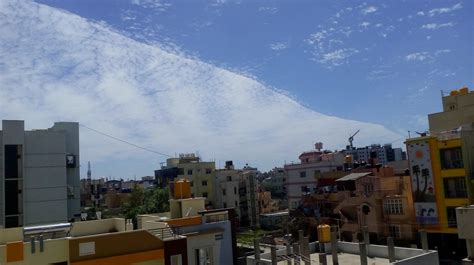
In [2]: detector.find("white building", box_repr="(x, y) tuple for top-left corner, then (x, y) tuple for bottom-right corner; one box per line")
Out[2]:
(284, 149), (345, 210)
(0, 120), (80, 227)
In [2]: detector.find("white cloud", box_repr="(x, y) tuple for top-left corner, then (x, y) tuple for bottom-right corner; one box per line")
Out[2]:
(405, 52), (430, 61)
(131, 0), (171, 12)
(435, 49), (451, 56)
(428, 2), (462, 17)
(0, 0), (401, 175)
(360, 22), (371, 28)
(421, 22), (454, 30)
(258, 6), (278, 14)
(417, 11), (425, 16)
(319, 48), (359, 66)
(361, 6), (377, 15)
(269, 42), (288, 51)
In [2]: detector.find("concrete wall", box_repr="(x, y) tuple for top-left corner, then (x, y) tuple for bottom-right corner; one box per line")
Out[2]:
(248, 241), (439, 265)
(70, 218), (128, 237)
(51, 122), (81, 221)
(180, 221), (233, 265)
(0, 238), (69, 265)
(24, 130), (68, 225)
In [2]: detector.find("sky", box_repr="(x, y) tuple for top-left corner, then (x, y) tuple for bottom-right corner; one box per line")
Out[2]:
(0, 0), (472, 179)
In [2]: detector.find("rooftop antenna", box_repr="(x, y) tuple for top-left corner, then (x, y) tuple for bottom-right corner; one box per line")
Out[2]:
(349, 129), (360, 150)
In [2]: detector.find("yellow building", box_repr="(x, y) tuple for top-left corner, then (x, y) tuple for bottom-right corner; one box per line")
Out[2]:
(406, 86), (474, 259)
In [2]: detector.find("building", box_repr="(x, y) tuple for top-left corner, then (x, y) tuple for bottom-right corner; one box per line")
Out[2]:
(260, 167), (287, 199)
(259, 211), (289, 231)
(428, 86), (474, 133)
(334, 168), (415, 243)
(405, 87), (474, 259)
(345, 143), (406, 166)
(0, 178), (237, 265)
(0, 120), (80, 228)
(284, 144), (345, 210)
(214, 161), (260, 227)
(155, 154), (216, 207)
(138, 178), (237, 265)
(258, 191), (278, 214)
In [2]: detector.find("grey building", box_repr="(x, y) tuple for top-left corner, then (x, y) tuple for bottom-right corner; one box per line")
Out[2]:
(0, 120), (80, 228)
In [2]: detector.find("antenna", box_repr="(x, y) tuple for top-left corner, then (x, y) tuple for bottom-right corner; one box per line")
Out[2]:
(87, 161), (91, 181)
(348, 129), (360, 150)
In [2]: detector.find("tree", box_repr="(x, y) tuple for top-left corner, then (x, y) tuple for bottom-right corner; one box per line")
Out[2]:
(123, 184), (171, 228)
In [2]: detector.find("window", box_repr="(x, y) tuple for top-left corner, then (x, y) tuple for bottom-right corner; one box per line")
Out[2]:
(301, 186), (309, 193)
(363, 183), (374, 197)
(235, 201), (238, 207)
(196, 247), (213, 265)
(190, 181), (193, 187)
(383, 199), (403, 215)
(447, 207), (458, 227)
(202, 180), (208, 186)
(222, 189), (226, 195)
(227, 176), (232, 181)
(314, 170), (321, 178)
(188, 169), (193, 175)
(444, 177), (467, 198)
(203, 192), (208, 198)
(206, 168), (212, 174)
(440, 147), (464, 169)
(299, 171), (306, 178)
(234, 187), (237, 194)
(171, 254), (182, 265)
(389, 225), (401, 238)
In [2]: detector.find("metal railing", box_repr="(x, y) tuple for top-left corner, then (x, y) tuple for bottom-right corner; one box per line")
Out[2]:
(148, 226), (180, 239)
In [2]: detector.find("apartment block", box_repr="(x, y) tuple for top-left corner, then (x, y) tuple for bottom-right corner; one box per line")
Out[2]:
(406, 87), (474, 259)
(0, 120), (80, 228)
(284, 145), (345, 210)
(155, 154), (216, 207)
(214, 161), (259, 227)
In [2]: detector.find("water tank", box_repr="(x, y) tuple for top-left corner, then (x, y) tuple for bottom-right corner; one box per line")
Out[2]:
(317, 224), (331, 243)
(174, 179), (191, 199)
(450, 90), (459, 96)
(315, 142), (323, 151)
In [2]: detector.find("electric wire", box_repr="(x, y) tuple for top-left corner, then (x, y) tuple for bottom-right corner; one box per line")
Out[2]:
(79, 124), (172, 157)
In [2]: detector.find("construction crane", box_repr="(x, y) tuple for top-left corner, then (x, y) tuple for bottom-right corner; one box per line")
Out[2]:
(348, 129), (360, 150)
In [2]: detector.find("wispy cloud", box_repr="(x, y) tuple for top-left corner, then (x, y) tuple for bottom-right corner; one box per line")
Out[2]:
(421, 22), (454, 30)
(269, 42), (288, 51)
(405, 52), (430, 61)
(258, 6), (278, 14)
(361, 6), (377, 15)
(319, 48), (359, 66)
(416, 11), (425, 16)
(131, 0), (171, 12)
(0, 0), (401, 174)
(428, 2), (462, 17)
(405, 49), (452, 63)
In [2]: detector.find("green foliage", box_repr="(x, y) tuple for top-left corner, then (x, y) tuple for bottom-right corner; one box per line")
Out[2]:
(123, 184), (170, 224)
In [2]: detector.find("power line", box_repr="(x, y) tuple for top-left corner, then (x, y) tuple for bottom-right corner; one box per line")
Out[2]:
(79, 124), (172, 158)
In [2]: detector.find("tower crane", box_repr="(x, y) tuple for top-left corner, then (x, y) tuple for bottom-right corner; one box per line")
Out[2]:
(349, 129), (360, 150)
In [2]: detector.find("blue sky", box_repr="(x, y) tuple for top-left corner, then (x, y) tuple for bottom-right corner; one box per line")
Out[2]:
(0, 0), (472, 178)
(36, 0), (473, 133)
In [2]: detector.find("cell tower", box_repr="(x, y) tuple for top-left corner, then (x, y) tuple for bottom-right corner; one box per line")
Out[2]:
(87, 161), (92, 180)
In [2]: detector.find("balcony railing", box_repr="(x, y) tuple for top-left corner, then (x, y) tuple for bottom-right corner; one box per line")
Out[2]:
(148, 226), (180, 239)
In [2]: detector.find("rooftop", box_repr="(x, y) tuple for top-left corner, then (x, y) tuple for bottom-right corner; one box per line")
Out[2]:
(335, 172), (372, 182)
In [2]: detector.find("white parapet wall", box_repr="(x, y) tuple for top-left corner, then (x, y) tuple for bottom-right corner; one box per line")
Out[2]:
(247, 241), (439, 265)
